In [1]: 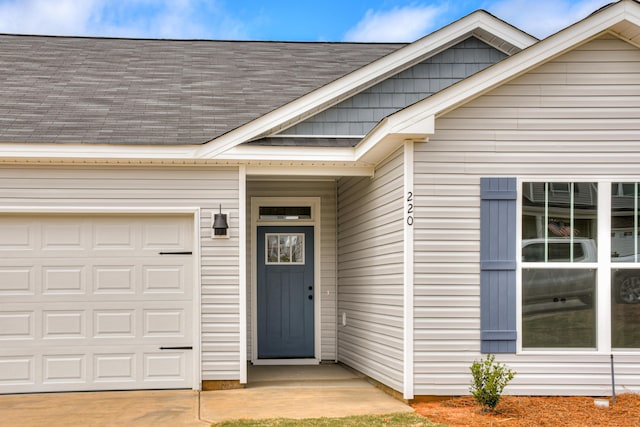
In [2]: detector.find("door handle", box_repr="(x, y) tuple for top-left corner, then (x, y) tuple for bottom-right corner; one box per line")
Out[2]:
(308, 295), (313, 300)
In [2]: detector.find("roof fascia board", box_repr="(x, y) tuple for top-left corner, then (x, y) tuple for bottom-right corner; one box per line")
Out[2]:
(216, 145), (360, 163)
(195, 10), (537, 160)
(245, 164), (374, 177)
(356, 0), (640, 157)
(0, 142), (198, 160)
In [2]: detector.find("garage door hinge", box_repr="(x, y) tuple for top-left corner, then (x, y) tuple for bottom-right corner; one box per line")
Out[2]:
(159, 346), (193, 350)
(158, 251), (193, 255)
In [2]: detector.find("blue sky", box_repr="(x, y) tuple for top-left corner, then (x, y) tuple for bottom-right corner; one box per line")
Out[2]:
(0, 0), (613, 41)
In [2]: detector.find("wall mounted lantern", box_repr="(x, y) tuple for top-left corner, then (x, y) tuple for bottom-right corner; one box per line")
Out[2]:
(212, 204), (229, 238)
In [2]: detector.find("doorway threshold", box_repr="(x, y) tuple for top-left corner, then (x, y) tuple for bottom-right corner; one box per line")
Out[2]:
(252, 358), (319, 366)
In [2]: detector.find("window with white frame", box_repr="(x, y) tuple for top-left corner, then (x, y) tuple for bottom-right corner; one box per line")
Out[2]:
(521, 182), (598, 348)
(521, 181), (640, 350)
(611, 183), (640, 348)
(265, 233), (304, 264)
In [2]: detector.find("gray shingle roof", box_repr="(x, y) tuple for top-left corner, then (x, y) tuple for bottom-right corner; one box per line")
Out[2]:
(0, 34), (402, 145)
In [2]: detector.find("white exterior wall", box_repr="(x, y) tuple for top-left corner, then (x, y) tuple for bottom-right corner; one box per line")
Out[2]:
(337, 148), (405, 392)
(413, 34), (640, 395)
(0, 165), (241, 382)
(246, 180), (338, 361)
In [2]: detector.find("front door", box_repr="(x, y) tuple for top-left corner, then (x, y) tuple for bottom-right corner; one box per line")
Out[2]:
(257, 226), (314, 358)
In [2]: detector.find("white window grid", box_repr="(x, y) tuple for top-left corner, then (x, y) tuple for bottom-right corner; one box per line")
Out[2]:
(265, 233), (305, 265)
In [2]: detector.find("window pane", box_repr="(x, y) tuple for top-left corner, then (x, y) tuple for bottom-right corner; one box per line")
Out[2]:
(290, 235), (303, 263)
(611, 182), (640, 262)
(522, 182), (597, 262)
(279, 236), (290, 262)
(612, 269), (640, 348)
(522, 241), (589, 262)
(259, 206), (311, 220)
(522, 268), (596, 348)
(267, 235), (279, 263)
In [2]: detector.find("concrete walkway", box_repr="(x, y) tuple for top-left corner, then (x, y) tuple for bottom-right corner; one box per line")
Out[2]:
(0, 365), (412, 426)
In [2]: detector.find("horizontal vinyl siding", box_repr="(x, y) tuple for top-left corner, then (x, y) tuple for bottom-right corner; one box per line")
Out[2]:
(414, 35), (640, 396)
(246, 180), (338, 361)
(337, 148), (405, 392)
(0, 165), (241, 381)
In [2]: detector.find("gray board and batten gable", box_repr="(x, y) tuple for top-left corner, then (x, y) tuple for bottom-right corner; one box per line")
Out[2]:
(249, 37), (508, 147)
(0, 34), (401, 145)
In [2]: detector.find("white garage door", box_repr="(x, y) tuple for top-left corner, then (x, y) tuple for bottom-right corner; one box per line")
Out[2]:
(0, 214), (195, 393)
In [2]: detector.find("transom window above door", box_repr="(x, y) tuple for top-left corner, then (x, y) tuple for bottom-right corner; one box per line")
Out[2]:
(266, 233), (305, 264)
(259, 206), (311, 220)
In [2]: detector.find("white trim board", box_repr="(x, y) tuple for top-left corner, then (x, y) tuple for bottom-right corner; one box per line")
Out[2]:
(403, 141), (415, 400)
(239, 166), (248, 383)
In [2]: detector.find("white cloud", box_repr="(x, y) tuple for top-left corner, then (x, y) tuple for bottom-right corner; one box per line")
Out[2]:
(0, 0), (102, 36)
(488, 0), (613, 39)
(343, 4), (445, 42)
(0, 0), (247, 39)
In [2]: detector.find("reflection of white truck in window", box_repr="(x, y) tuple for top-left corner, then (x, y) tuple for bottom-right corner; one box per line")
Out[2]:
(522, 238), (597, 263)
(522, 238), (596, 307)
(522, 238), (640, 304)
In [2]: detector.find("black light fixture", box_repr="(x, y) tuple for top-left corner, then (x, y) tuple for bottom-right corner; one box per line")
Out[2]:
(212, 204), (229, 237)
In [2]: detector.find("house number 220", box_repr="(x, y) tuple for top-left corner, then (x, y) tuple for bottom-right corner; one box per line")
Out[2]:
(406, 191), (414, 226)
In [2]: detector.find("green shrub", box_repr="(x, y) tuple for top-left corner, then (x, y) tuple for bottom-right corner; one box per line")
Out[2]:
(469, 354), (516, 412)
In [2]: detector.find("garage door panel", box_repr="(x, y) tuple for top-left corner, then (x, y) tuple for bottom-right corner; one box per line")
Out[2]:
(1, 291), (190, 304)
(142, 221), (191, 250)
(92, 223), (135, 250)
(94, 353), (136, 382)
(143, 265), (187, 294)
(42, 265), (87, 294)
(1, 346), (193, 392)
(0, 216), (193, 258)
(0, 222), (32, 249)
(0, 258), (191, 301)
(144, 309), (186, 337)
(42, 222), (87, 251)
(0, 267), (33, 295)
(144, 352), (187, 381)
(93, 309), (135, 338)
(42, 354), (87, 384)
(0, 355), (34, 385)
(0, 311), (34, 340)
(94, 266), (136, 294)
(43, 310), (85, 339)
(0, 214), (194, 393)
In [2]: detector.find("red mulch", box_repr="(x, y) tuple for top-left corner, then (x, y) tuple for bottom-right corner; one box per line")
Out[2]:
(412, 393), (640, 427)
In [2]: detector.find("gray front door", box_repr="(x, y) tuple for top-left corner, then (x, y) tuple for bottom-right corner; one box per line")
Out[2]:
(257, 226), (314, 358)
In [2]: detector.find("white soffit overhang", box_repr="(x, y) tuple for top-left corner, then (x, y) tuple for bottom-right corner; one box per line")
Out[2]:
(194, 10), (537, 160)
(355, 0), (640, 161)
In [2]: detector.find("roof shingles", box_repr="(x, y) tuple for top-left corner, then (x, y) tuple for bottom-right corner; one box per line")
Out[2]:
(0, 35), (402, 145)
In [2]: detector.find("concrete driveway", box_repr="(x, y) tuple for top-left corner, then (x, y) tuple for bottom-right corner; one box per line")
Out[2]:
(0, 365), (412, 426)
(0, 389), (206, 426)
